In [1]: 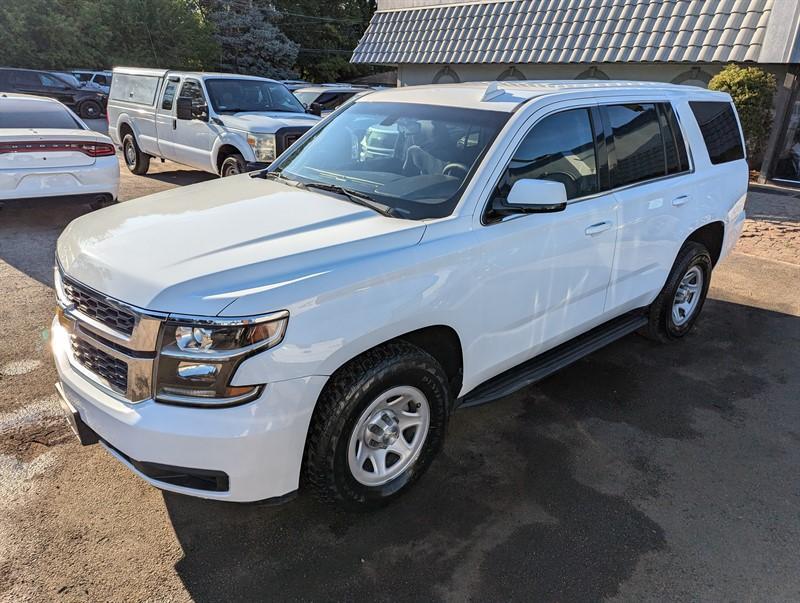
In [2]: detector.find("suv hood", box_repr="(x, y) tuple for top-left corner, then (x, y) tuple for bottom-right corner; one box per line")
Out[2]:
(57, 176), (425, 316)
(220, 112), (320, 133)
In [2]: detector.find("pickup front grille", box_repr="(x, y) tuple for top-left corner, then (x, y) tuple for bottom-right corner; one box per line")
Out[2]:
(63, 279), (136, 336)
(276, 127), (310, 155)
(71, 336), (128, 394)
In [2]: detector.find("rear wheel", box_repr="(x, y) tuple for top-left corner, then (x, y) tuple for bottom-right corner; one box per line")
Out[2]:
(79, 100), (102, 120)
(220, 153), (246, 177)
(303, 341), (450, 510)
(122, 133), (150, 175)
(641, 241), (712, 341)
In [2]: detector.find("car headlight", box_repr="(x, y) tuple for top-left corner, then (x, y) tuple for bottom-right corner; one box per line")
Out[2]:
(247, 133), (276, 163)
(154, 311), (288, 407)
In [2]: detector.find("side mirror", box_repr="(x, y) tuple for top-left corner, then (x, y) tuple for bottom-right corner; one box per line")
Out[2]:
(501, 178), (568, 214)
(191, 100), (209, 122)
(176, 97), (192, 120)
(309, 102), (323, 117)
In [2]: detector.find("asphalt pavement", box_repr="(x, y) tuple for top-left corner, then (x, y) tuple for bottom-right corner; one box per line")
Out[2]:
(1, 155), (798, 601)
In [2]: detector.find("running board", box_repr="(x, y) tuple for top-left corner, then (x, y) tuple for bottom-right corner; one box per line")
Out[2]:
(457, 311), (648, 409)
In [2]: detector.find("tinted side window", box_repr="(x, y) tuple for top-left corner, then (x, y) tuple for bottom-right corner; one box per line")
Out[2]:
(179, 80), (205, 102)
(12, 71), (40, 86)
(659, 103), (690, 174)
(161, 80), (178, 110)
(94, 74), (109, 85)
(501, 108), (599, 201)
(689, 101), (744, 164)
(607, 103), (665, 187)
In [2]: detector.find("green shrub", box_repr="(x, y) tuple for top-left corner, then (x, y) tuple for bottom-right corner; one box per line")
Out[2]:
(709, 64), (777, 163)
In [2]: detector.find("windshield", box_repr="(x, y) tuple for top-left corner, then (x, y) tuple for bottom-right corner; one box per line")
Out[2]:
(205, 78), (306, 114)
(271, 101), (509, 220)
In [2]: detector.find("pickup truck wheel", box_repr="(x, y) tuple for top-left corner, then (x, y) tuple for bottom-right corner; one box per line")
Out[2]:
(220, 153), (246, 177)
(122, 133), (150, 175)
(641, 241), (712, 342)
(79, 100), (102, 119)
(303, 341), (450, 510)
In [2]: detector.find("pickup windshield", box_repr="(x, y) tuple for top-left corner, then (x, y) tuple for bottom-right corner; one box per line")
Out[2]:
(271, 101), (509, 220)
(205, 78), (305, 114)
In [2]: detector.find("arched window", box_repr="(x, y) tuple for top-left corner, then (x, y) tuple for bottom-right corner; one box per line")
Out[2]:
(497, 66), (527, 81)
(432, 65), (461, 84)
(671, 67), (712, 88)
(575, 66), (610, 80)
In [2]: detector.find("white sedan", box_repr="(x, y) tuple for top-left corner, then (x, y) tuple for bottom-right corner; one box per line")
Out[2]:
(0, 93), (119, 202)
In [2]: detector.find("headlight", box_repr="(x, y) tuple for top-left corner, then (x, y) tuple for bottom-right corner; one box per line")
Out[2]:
(154, 311), (288, 407)
(247, 133), (276, 163)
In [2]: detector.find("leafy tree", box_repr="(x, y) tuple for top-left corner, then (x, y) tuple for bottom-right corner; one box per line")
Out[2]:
(201, 0), (298, 78)
(272, 0), (379, 82)
(709, 64), (777, 163)
(0, 0), (216, 70)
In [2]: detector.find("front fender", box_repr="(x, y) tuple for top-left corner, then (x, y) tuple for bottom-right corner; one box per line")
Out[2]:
(211, 131), (256, 171)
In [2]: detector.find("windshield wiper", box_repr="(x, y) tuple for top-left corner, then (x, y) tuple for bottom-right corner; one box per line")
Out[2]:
(303, 182), (396, 218)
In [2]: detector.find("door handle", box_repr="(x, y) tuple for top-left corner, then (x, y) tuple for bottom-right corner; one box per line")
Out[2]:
(172, 119), (177, 130)
(584, 221), (613, 236)
(672, 195), (690, 207)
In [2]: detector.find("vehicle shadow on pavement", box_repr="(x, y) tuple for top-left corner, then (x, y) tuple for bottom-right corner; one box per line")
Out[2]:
(163, 299), (800, 601)
(0, 196), (101, 287)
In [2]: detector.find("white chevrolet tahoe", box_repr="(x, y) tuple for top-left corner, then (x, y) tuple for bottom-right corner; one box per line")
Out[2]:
(53, 81), (747, 509)
(107, 67), (320, 177)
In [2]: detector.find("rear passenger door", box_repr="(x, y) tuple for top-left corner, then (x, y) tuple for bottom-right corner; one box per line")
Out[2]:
(603, 101), (693, 314)
(155, 77), (180, 161)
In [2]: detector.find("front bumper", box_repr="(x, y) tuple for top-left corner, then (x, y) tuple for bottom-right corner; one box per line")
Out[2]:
(52, 317), (326, 502)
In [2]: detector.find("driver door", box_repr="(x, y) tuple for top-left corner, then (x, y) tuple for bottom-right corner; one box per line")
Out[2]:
(174, 79), (215, 171)
(468, 105), (619, 386)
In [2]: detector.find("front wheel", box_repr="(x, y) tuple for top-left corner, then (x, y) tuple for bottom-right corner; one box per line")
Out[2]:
(641, 241), (712, 341)
(303, 341), (450, 510)
(220, 153), (246, 177)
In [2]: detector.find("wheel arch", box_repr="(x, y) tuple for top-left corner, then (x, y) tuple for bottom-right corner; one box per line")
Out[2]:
(215, 143), (245, 173)
(319, 324), (465, 401)
(685, 221), (725, 266)
(211, 134), (254, 174)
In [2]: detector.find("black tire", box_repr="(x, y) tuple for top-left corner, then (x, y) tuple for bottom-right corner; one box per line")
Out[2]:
(303, 341), (450, 510)
(79, 100), (103, 120)
(122, 133), (150, 175)
(640, 241), (712, 342)
(220, 153), (246, 177)
(88, 194), (117, 210)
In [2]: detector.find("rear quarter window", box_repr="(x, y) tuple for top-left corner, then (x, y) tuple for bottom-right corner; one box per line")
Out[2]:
(689, 101), (745, 165)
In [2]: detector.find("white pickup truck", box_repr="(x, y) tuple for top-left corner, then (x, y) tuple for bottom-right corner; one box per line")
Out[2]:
(54, 81), (747, 510)
(107, 68), (320, 177)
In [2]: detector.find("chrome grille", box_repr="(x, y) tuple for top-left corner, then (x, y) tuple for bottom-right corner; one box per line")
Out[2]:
(63, 278), (136, 336)
(70, 336), (128, 394)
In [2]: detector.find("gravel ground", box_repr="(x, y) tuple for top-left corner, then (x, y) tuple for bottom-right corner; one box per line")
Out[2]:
(1, 155), (799, 601)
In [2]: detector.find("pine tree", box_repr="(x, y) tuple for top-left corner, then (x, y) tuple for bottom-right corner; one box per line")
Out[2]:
(202, 0), (298, 78)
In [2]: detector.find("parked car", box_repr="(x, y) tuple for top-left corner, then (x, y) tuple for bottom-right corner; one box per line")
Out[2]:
(293, 85), (368, 117)
(52, 81), (747, 509)
(0, 93), (118, 202)
(279, 79), (311, 92)
(107, 67), (320, 177)
(71, 70), (113, 94)
(0, 68), (108, 119)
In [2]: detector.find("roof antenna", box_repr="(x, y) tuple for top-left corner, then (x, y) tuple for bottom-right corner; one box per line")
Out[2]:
(483, 81), (505, 101)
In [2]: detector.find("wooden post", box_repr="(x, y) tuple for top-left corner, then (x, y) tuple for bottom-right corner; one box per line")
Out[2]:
(758, 66), (800, 183)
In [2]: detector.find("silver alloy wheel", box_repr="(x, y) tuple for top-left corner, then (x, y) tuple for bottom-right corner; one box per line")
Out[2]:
(347, 385), (431, 487)
(124, 141), (137, 167)
(223, 161), (241, 177)
(672, 265), (703, 326)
